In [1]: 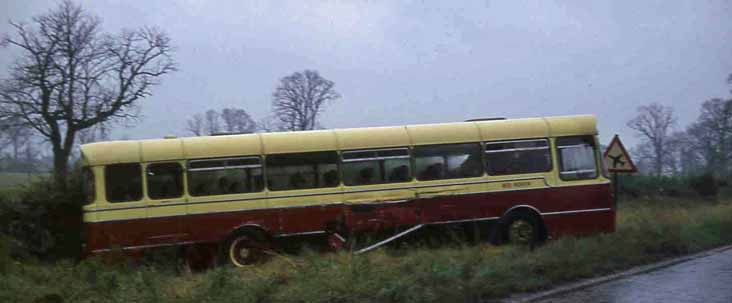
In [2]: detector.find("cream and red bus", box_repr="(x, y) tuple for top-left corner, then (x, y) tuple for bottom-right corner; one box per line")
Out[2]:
(80, 115), (614, 266)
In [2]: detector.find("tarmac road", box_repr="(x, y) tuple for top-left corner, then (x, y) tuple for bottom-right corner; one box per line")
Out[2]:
(534, 248), (732, 303)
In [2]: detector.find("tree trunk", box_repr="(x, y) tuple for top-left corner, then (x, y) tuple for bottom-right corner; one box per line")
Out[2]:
(53, 147), (70, 189)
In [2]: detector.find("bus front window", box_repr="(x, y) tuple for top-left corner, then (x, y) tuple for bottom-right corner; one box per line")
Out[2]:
(82, 168), (96, 205)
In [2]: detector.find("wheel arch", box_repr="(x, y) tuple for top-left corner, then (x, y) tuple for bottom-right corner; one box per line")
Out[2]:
(227, 223), (271, 242)
(495, 204), (548, 243)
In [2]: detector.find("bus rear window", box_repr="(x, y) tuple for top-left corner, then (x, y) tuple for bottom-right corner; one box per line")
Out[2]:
(557, 136), (598, 181)
(82, 168), (95, 204)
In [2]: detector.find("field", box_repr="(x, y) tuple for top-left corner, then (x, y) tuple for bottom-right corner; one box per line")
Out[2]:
(2, 196), (732, 303)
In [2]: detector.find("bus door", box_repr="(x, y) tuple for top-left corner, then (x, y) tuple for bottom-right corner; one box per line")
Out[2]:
(266, 151), (343, 235)
(97, 163), (148, 250)
(411, 143), (486, 224)
(144, 161), (188, 245)
(185, 156), (269, 243)
(340, 147), (418, 232)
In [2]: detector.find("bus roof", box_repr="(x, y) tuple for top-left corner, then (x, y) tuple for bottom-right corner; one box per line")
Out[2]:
(80, 114), (597, 166)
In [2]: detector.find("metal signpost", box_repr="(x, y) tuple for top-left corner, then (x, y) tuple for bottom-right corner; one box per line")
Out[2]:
(603, 135), (638, 207)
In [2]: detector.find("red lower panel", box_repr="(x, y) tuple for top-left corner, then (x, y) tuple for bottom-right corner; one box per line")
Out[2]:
(85, 183), (614, 255)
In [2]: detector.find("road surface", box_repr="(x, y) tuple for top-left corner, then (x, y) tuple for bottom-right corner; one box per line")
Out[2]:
(535, 248), (732, 303)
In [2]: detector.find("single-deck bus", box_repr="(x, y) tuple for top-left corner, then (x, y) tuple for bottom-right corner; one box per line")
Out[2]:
(80, 115), (614, 266)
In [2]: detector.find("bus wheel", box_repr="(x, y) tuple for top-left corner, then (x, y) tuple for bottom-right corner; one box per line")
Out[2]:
(223, 231), (269, 267)
(504, 212), (543, 246)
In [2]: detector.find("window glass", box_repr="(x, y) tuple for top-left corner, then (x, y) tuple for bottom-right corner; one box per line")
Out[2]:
(105, 163), (142, 203)
(342, 148), (411, 186)
(188, 157), (263, 196)
(557, 136), (598, 180)
(266, 152), (339, 191)
(414, 143), (483, 181)
(147, 163), (183, 199)
(484, 139), (551, 175)
(82, 168), (96, 204)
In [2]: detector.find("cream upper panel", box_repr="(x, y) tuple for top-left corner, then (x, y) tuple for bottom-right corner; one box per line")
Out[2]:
(141, 139), (184, 162)
(183, 134), (262, 159)
(80, 115), (599, 166)
(261, 129), (337, 154)
(477, 118), (549, 142)
(406, 122), (481, 146)
(80, 141), (141, 165)
(335, 126), (410, 150)
(545, 115), (597, 137)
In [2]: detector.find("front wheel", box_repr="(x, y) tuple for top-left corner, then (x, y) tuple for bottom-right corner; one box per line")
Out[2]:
(223, 232), (270, 267)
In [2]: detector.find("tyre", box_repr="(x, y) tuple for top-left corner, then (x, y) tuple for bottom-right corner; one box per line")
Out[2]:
(222, 231), (270, 267)
(503, 211), (543, 246)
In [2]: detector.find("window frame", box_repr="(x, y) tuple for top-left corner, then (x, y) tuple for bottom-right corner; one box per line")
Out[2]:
(341, 147), (412, 186)
(82, 167), (96, 205)
(556, 136), (600, 181)
(146, 162), (184, 200)
(265, 151), (340, 191)
(483, 138), (553, 176)
(187, 156), (264, 197)
(104, 163), (143, 203)
(412, 142), (484, 181)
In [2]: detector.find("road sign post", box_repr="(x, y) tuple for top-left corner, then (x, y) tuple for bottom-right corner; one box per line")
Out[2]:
(603, 135), (637, 208)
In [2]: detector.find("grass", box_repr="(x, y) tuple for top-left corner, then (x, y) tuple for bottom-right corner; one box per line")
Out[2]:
(2, 197), (732, 303)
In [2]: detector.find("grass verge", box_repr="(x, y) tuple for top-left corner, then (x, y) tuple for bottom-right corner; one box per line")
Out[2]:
(2, 197), (732, 303)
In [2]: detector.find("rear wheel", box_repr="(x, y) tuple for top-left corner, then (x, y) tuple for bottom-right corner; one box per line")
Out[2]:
(223, 231), (270, 267)
(502, 212), (543, 246)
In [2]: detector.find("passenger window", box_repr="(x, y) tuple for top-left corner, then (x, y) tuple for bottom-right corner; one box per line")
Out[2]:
(557, 136), (598, 180)
(484, 139), (551, 175)
(266, 151), (339, 191)
(147, 163), (183, 199)
(188, 157), (263, 196)
(414, 143), (483, 181)
(342, 148), (411, 186)
(105, 163), (143, 203)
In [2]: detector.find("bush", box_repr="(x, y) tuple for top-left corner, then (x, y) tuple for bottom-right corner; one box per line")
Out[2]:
(689, 173), (718, 198)
(0, 174), (85, 260)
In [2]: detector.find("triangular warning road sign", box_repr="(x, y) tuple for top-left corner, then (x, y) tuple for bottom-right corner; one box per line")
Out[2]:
(603, 135), (637, 173)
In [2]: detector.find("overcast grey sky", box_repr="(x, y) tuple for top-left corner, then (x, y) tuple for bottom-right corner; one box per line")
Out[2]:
(2, 0), (731, 148)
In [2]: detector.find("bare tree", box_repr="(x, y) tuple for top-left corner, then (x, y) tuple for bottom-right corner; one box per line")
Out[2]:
(204, 109), (221, 135)
(186, 113), (205, 136)
(220, 108), (256, 134)
(0, 117), (32, 160)
(0, 1), (176, 186)
(627, 103), (676, 177)
(272, 70), (340, 131)
(186, 108), (256, 136)
(686, 98), (732, 177)
(77, 122), (109, 144)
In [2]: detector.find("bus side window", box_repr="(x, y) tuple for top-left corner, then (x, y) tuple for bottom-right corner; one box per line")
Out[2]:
(105, 163), (143, 203)
(188, 157), (263, 196)
(556, 136), (598, 181)
(413, 143), (483, 181)
(266, 151), (339, 191)
(147, 162), (183, 199)
(484, 139), (551, 175)
(342, 148), (411, 186)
